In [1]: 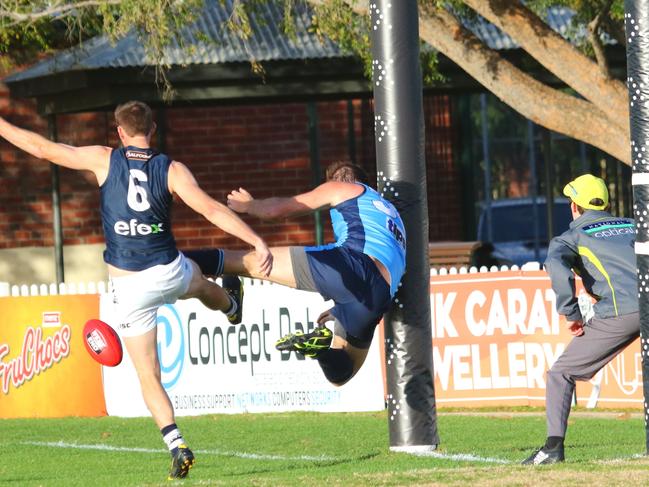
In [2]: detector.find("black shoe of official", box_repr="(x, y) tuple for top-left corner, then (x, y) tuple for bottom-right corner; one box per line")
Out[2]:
(168, 444), (195, 480)
(222, 275), (244, 325)
(521, 445), (565, 465)
(275, 325), (333, 358)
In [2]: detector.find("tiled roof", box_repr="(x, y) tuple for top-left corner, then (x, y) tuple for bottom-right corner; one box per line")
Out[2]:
(5, 3), (595, 83)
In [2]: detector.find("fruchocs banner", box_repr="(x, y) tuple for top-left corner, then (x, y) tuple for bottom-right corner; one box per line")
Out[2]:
(429, 270), (642, 408)
(101, 282), (384, 416)
(0, 295), (105, 418)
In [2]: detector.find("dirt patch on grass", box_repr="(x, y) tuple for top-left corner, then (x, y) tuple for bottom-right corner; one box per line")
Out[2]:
(347, 464), (649, 486)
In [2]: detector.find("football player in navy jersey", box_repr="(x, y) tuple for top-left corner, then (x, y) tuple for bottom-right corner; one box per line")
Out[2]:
(0, 101), (272, 479)
(223, 161), (406, 387)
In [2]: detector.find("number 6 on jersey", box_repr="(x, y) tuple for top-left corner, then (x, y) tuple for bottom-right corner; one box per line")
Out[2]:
(127, 169), (151, 211)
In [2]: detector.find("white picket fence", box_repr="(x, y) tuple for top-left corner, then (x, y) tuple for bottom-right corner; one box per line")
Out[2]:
(430, 261), (541, 276)
(0, 275), (282, 298)
(0, 262), (544, 298)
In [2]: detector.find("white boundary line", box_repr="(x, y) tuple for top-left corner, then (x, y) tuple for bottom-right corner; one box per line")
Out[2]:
(21, 441), (338, 462)
(403, 450), (511, 464)
(436, 396), (546, 403)
(22, 440), (646, 466)
(596, 453), (648, 464)
(24, 440), (513, 465)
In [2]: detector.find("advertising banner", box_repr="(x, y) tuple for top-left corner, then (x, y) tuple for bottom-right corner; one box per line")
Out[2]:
(101, 281), (384, 416)
(430, 270), (642, 408)
(0, 295), (105, 418)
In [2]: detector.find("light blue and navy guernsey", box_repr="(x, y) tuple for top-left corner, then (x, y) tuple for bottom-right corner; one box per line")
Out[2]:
(307, 183), (406, 296)
(544, 209), (637, 321)
(101, 146), (178, 271)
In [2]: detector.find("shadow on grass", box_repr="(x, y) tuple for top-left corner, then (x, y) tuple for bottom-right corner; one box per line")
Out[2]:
(220, 451), (382, 478)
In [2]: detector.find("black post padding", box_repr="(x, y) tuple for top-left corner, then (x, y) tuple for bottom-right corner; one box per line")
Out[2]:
(624, 0), (649, 454)
(369, 0), (439, 449)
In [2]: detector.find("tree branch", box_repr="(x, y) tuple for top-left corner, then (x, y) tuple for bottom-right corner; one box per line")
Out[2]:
(310, 0), (629, 164)
(600, 13), (626, 47)
(419, 7), (630, 164)
(460, 0), (628, 133)
(587, 0), (612, 78)
(0, 0), (121, 25)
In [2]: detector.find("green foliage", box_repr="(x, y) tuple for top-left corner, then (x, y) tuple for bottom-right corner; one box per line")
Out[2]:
(309, 0), (444, 86)
(0, 0), (205, 96)
(310, 0), (371, 75)
(97, 0), (205, 96)
(0, 3), (103, 71)
(527, 0), (625, 44)
(0, 0), (629, 94)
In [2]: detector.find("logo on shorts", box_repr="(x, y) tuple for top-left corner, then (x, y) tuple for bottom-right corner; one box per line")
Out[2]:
(157, 304), (185, 389)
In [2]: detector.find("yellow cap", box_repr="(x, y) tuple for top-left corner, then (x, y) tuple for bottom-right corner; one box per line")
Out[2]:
(562, 174), (609, 210)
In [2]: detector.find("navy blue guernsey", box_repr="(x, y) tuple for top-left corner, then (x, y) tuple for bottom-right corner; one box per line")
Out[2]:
(101, 146), (178, 270)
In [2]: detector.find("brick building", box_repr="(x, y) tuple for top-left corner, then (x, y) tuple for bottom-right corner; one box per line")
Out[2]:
(0, 76), (462, 284)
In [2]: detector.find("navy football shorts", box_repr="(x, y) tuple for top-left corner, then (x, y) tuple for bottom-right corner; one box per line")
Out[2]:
(290, 245), (392, 348)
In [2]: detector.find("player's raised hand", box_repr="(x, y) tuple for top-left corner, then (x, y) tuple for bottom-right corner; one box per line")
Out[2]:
(566, 319), (584, 336)
(227, 187), (254, 214)
(255, 240), (273, 277)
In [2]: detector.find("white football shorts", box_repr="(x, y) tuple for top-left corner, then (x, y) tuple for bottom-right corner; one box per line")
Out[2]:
(109, 252), (193, 337)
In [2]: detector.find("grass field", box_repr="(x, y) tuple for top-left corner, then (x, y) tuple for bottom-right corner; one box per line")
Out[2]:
(2, 409), (649, 486)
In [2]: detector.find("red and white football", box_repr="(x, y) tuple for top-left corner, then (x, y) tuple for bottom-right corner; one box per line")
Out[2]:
(83, 319), (123, 367)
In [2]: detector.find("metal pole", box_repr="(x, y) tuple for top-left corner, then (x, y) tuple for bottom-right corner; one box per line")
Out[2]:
(307, 102), (323, 245)
(542, 128), (555, 239)
(624, 0), (649, 454)
(579, 141), (588, 173)
(48, 115), (64, 284)
(480, 94), (493, 242)
(347, 99), (357, 165)
(528, 121), (540, 262)
(370, 0), (438, 451)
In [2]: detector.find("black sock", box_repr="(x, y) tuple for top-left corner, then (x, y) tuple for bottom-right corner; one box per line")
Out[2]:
(545, 436), (564, 450)
(161, 423), (185, 456)
(316, 348), (354, 385)
(183, 249), (224, 276)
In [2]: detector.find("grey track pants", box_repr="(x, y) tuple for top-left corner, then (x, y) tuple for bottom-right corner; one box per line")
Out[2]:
(546, 312), (640, 438)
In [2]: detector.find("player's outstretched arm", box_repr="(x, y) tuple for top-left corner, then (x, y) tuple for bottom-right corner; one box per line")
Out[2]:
(0, 116), (111, 179)
(227, 181), (357, 219)
(169, 160), (272, 276)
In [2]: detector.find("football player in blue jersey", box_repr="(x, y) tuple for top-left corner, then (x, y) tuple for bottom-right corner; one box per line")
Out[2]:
(0, 101), (272, 479)
(223, 161), (406, 386)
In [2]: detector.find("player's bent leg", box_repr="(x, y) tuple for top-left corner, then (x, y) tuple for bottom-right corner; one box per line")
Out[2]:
(180, 258), (230, 311)
(316, 336), (369, 387)
(223, 246), (298, 288)
(336, 336), (369, 378)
